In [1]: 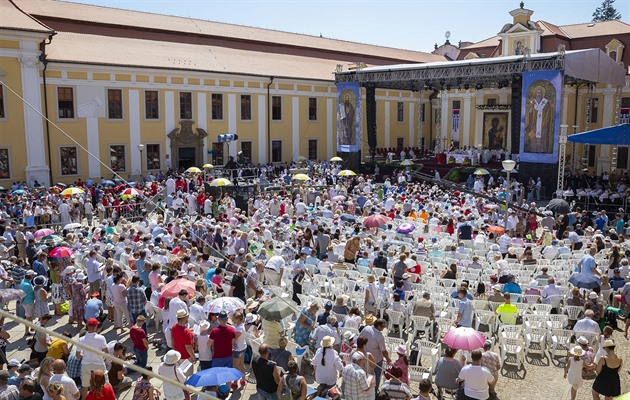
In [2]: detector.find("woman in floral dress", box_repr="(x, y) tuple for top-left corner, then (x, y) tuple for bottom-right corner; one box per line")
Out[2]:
(293, 302), (319, 347)
(33, 276), (50, 319)
(70, 273), (87, 330)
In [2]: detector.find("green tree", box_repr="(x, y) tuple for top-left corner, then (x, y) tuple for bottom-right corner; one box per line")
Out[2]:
(592, 0), (622, 22)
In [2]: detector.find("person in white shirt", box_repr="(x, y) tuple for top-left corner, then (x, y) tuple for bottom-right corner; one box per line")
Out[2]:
(573, 310), (602, 335)
(77, 319), (108, 398)
(457, 349), (494, 400)
(168, 290), (190, 329)
(46, 360), (80, 400)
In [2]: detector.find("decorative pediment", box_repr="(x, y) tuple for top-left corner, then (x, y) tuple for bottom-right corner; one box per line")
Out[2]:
(168, 120), (207, 145)
(605, 38), (625, 63)
(464, 52), (479, 60)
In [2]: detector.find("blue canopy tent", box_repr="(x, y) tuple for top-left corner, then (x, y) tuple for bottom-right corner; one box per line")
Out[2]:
(567, 124), (630, 145)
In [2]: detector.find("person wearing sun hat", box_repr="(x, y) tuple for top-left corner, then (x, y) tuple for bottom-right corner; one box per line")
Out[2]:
(564, 345), (585, 400)
(312, 336), (343, 396)
(592, 339), (622, 398)
(392, 344), (409, 385)
(157, 350), (186, 400)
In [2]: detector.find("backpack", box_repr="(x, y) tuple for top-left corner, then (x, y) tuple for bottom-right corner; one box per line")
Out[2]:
(279, 375), (293, 400)
(286, 374), (303, 400)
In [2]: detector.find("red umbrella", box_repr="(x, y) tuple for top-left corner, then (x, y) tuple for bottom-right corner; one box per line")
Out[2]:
(442, 327), (486, 351)
(48, 246), (74, 258)
(160, 279), (196, 300)
(363, 214), (390, 228)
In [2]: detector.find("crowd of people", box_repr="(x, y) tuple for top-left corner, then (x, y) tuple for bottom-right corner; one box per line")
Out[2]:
(0, 159), (627, 400)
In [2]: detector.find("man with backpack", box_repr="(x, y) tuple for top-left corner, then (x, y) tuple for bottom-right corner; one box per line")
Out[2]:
(280, 360), (307, 400)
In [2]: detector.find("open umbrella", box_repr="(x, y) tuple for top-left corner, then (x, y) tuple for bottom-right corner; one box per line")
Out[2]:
(339, 213), (356, 223)
(33, 228), (55, 239)
(483, 204), (501, 211)
(63, 223), (82, 230)
(121, 188), (141, 197)
(0, 288), (27, 304)
(292, 174), (311, 181)
(186, 167), (202, 174)
(474, 168), (490, 175)
(396, 223), (416, 234)
(400, 159), (414, 166)
(363, 214), (390, 228)
(487, 226), (505, 235)
(568, 273), (602, 289)
(331, 195), (346, 202)
(330, 156), (343, 162)
(48, 247), (74, 259)
(203, 297), (245, 314)
(41, 235), (62, 245)
(186, 367), (244, 387)
(258, 296), (297, 321)
(442, 327), (486, 351)
(101, 180), (115, 187)
(61, 187), (84, 197)
(337, 170), (356, 177)
(546, 198), (570, 214)
(12, 189), (25, 195)
(202, 163), (214, 169)
(161, 279), (196, 299)
(210, 178), (233, 187)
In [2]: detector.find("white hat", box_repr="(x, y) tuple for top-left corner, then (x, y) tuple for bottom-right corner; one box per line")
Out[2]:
(61, 266), (76, 276)
(588, 292), (599, 299)
(577, 336), (589, 345)
(199, 321), (210, 331)
(529, 280), (538, 288)
(570, 345), (585, 356)
(76, 272), (86, 281)
(163, 350), (181, 365)
(176, 309), (189, 319)
(244, 313), (258, 324)
(492, 284), (502, 291)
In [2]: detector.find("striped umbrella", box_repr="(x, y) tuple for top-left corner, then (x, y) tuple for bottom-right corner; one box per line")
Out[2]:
(61, 187), (84, 197)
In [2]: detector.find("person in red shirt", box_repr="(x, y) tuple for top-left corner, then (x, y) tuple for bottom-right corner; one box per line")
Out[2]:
(85, 370), (116, 400)
(209, 311), (237, 368)
(130, 315), (149, 368)
(171, 309), (195, 367)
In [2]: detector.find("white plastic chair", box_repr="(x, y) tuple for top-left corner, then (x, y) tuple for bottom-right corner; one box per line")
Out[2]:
(500, 337), (525, 370)
(524, 327), (548, 356)
(408, 365), (432, 384)
(413, 339), (439, 369)
(409, 315), (432, 341)
(550, 329), (572, 358)
(387, 310), (407, 339)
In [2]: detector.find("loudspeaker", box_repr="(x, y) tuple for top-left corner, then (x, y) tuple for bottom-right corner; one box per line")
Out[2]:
(510, 75), (522, 155)
(366, 85), (377, 149)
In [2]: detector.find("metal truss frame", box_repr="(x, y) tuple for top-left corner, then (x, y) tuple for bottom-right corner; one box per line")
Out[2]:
(335, 57), (565, 90)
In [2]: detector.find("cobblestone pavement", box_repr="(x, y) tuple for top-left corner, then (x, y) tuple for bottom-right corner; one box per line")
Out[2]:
(3, 308), (629, 400)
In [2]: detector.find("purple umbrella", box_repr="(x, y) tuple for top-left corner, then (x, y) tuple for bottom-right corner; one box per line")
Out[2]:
(396, 223), (416, 234)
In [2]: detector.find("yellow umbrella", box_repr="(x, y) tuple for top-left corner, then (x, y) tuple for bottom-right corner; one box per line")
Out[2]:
(202, 164), (214, 169)
(330, 156), (343, 162)
(186, 167), (202, 173)
(400, 159), (414, 166)
(210, 178), (233, 186)
(337, 170), (356, 177)
(61, 187), (85, 197)
(292, 174), (311, 181)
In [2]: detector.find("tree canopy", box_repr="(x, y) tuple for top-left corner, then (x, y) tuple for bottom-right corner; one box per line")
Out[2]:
(592, 0), (622, 22)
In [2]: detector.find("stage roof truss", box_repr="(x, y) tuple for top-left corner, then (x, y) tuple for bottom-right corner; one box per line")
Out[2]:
(335, 49), (625, 91)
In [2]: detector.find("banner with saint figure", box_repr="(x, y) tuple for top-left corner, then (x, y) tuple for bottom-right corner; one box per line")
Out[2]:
(336, 82), (361, 153)
(519, 70), (561, 163)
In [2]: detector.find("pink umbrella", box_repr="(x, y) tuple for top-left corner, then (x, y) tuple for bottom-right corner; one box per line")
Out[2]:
(33, 228), (55, 239)
(363, 214), (390, 229)
(331, 195), (346, 202)
(442, 327), (486, 351)
(48, 246), (74, 259)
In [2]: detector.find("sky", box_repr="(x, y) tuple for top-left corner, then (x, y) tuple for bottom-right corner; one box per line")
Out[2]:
(64, 0), (630, 52)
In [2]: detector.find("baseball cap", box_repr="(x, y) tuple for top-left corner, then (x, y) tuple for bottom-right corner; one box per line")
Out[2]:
(19, 364), (33, 372)
(87, 318), (99, 327)
(7, 359), (20, 368)
(218, 311), (228, 320)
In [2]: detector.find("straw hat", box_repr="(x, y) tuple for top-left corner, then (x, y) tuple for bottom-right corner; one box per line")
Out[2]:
(175, 309), (189, 319)
(364, 314), (376, 325)
(320, 336), (335, 348)
(602, 339), (615, 349)
(569, 345), (584, 356)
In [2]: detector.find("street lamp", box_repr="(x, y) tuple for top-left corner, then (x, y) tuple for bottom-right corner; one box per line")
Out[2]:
(502, 159), (516, 230)
(137, 144), (145, 181)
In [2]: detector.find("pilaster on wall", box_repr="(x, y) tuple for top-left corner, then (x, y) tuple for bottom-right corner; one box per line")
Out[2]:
(19, 40), (49, 187)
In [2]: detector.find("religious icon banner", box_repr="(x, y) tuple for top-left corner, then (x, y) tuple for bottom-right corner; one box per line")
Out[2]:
(336, 82), (362, 153)
(519, 69), (561, 163)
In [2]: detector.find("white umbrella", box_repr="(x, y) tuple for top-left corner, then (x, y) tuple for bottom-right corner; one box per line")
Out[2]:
(63, 223), (82, 230)
(203, 297), (245, 314)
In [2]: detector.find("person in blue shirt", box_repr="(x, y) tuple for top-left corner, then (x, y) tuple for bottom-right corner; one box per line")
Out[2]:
(610, 268), (626, 291)
(594, 212), (607, 231)
(85, 291), (105, 322)
(31, 252), (47, 278)
(501, 275), (523, 302)
(19, 270), (36, 335)
(316, 301), (333, 325)
(454, 288), (474, 328)
(393, 281), (406, 301)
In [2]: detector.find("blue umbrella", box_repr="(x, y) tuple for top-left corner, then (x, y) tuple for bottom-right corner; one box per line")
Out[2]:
(185, 367), (244, 387)
(12, 189), (25, 195)
(339, 213), (356, 223)
(568, 273), (601, 289)
(101, 180), (115, 187)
